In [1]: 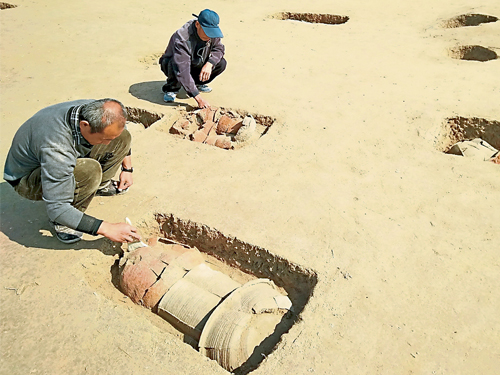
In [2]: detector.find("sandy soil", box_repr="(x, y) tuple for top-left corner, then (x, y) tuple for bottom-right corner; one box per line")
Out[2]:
(1, 0), (499, 374)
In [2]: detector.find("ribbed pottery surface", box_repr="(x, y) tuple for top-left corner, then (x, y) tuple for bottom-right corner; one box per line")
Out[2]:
(198, 279), (292, 371)
(158, 278), (221, 330)
(183, 263), (241, 298)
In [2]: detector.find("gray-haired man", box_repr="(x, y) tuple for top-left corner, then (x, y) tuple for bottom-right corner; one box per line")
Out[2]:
(3, 99), (141, 244)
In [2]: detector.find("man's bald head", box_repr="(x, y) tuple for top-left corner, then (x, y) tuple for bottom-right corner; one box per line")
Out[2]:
(81, 99), (127, 134)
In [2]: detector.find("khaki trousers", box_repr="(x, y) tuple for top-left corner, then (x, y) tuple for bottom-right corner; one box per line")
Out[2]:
(14, 129), (131, 213)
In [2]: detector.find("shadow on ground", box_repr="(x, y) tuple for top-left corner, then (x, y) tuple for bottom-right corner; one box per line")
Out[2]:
(128, 81), (191, 108)
(0, 182), (119, 255)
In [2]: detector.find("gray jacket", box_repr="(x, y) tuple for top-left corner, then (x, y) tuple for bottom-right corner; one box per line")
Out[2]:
(160, 19), (225, 97)
(3, 100), (101, 233)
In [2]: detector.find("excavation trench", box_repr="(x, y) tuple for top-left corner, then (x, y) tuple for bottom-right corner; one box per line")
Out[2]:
(154, 213), (318, 374)
(443, 13), (498, 28)
(112, 213), (317, 374)
(272, 12), (349, 25)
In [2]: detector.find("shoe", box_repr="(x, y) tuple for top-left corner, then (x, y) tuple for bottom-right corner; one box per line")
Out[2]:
(50, 221), (83, 244)
(163, 91), (178, 102)
(96, 180), (128, 197)
(196, 84), (212, 93)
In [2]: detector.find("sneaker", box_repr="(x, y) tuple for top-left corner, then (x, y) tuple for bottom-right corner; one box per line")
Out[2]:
(96, 180), (128, 197)
(196, 84), (212, 93)
(50, 221), (83, 244)
(163, 91), (178, 102)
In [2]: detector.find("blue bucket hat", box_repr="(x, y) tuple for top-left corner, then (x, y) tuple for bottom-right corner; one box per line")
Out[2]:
(193, 9), (223, 38)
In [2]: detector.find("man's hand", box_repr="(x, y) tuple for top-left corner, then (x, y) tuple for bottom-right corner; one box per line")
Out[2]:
(118, 170), (133, 191)
(97, 221), (141, 243)
(194, 94), (210, 108)
(199, 62), (213, 82)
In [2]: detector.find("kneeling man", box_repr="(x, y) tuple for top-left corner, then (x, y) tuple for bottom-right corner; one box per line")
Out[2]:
(3, 99), (141, 244)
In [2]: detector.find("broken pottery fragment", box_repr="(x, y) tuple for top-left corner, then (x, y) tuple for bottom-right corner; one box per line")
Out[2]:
(446, 138), (498, 161)
(234, 114), (257, 142)
(157, 264), (241, 340)
(201, 120), (216, 135)
(119, 244), (204, 308)
(158, 279), (221, 340)
(195, 107), (216, 124)
(170, 119), (191, 136)
(173, 247), (204, 270)
(200, 311), (281, 371)
(228, 120), (243, 134)
(205, 135), (218, 145)
(141, 263), (187, 309)
(191, 129), (207, 143)
(209, 278), (291, 313)
(119, 246), (174, 307)
(213, 107), (223, 122)
(183, 263), (241, 298)
(216, 115), (238, 134)
(198, 279), (291, 371)
(214, 135), (232, 149)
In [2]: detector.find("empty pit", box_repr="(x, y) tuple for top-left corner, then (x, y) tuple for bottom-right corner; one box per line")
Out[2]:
(114, 214), (317, 374)
(0, 2), (17, 9)
(272, 12), (349, 25)
(449, 45), (498, 62)
(126, 106), (275, 150)
(435, 117), (500, 161)
(443, 13), (498, 28)
(126, 106), (163, 128)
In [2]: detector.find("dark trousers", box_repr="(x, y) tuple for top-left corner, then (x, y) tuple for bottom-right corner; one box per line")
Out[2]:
(13, 129), (131, 213)
(160, 57), (227, 93)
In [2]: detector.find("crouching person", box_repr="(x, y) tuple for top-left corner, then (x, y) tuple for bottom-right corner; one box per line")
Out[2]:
(3, 99), (141, 244)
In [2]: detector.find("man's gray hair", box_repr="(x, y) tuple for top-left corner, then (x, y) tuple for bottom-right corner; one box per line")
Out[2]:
(80, 98), (127, 133)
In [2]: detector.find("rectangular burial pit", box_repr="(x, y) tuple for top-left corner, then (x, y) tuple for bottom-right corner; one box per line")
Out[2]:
(125, 106), (275, 150)
(153, 213), (318, 374)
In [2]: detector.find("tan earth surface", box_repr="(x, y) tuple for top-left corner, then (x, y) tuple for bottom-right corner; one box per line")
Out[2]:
(1, 0), (500, 374)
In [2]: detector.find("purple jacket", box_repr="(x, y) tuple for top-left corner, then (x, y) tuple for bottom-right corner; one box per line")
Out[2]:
(160, 20), (225, 97)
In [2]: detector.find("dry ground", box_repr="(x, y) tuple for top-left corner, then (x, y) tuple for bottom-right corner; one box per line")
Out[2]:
(1, 0), (499, 374)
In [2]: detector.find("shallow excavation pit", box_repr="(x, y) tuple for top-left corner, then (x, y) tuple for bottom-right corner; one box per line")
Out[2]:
(155, 214), (318, 374)
(435, 116), (500, 163)
(126, 105), (275, 150)
(443, 13), (498, 28)
(0, 2), (17, 9)
(115, 214), (318, 374)
(272, 12), (349, 25)
(125, 106), (164, 128)
(449, 45), (498, 62)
